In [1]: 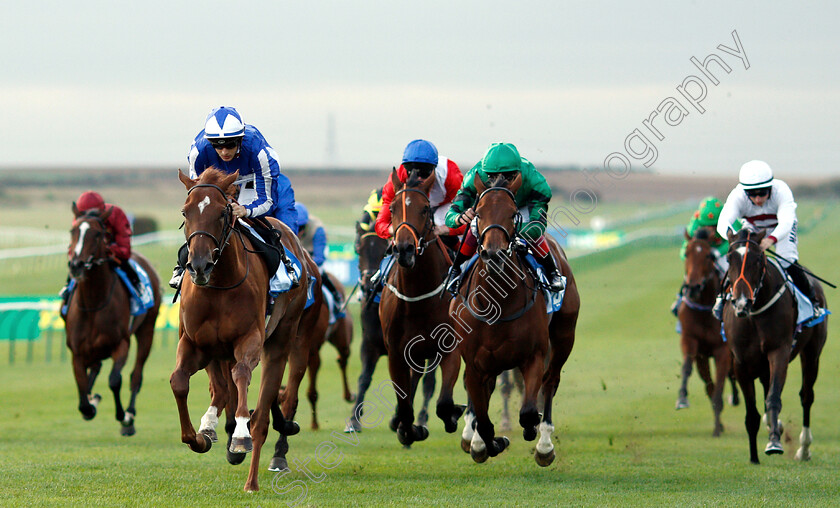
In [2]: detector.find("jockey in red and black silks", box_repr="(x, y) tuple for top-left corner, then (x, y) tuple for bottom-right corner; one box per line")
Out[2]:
(75, 191), (133, 263)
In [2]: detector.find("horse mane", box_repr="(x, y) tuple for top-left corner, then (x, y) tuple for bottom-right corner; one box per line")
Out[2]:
(487, 174), (509, 188)
(198, 167), (239, 198)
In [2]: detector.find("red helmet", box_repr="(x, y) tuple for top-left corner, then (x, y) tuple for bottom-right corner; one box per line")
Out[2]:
(76, 191), (105, 212)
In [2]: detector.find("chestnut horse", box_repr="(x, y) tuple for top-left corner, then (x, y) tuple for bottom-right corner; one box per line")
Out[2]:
(345, 222), (438, 433)
(676, 228), (739, 436)
(171, 168), (309, 491)
(723, 228), (827, 463)
(379, 169), (463, 447)
(451, 173), (579, 465)
(66, 207), (161, 436)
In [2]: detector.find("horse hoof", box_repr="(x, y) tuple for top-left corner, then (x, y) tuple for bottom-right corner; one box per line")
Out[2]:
(417, 409), (429, 427)
(120, 425), (136, 437)
(89, 394), (102, 406)
(230, 437), (253, 454)
(470, 446), (489, 463)
(268, 456), (289, 472)
(675, 398), (689, 410)
(282, 421), (300, 436)
(311, 421), (320, 431)
(460, 438), (471, 453)
(227, 450), (247, 466)
(729, 394), (740, 406)
(795, 448), (811, 461)
(389, 414), (399, 432)
(765, 441), (784, 455)
(344, 420), (362, 433)
(494, 437), (510, 455)
(121, 411), (135, 427)
(200, 428), (218, 443)
(190, 433), (213, 454)
(397, 428), (413, 447)
(535, 448), (556, 467)
(523, 426), (537, 442)
(80, 406), (97, 421)
(414, 425), (429, 442)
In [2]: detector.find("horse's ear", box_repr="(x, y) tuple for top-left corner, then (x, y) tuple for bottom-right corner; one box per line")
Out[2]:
(727, 229), (736, 243)
(508, 172), (523, 194)
(72, 201), (81, 218)
(220, 170), (239, 196)
(684, 228), (691, 241)
(178, 170), (196, 190)
(474, 172), (486, 195)
(100, 205), (113, 221)
(390, 168), (402, 192)
(420, 171), (436, 193)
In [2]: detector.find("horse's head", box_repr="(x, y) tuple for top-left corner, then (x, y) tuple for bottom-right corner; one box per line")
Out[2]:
(68, 204), (112, 279)
(682, 228), (717, 300)
(726, 228), (767, 317)
(355, 220), (388, 294)
(474, 172), (522, 272)
(389, 169), (434, 268)
(179, 168), (239, 286)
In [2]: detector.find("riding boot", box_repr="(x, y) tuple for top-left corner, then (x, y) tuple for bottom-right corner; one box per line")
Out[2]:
(670, 292), (682, 317)
(786, 263), (819, 313)
(712, 279), (729, 321)
(320, 270), (344, 312)
(121, 260), (142, 295)
(536, 252), (565, 292)
(59, 275), (72, 309)
(446, 251), (470, 295)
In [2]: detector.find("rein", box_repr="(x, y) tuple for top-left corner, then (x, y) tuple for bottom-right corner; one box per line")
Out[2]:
(392, 187), (434, 255)
(727, 232), (788, 316)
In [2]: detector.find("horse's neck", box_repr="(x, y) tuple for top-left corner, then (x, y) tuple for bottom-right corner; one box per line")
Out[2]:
(75, 265), (115, 306)
(212, 233), (249, 284)
(393, 241), (448, 286)
(472, 253), (531, 308)
(755, 258), (784, 303)
(697, 271), (720, 305)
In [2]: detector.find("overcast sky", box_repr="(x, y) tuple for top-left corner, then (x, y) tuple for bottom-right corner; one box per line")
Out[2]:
(1, 1), (838, 176)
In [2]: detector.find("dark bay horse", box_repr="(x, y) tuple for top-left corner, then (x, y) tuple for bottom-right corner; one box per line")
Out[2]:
(452, 173), (579, 465)
(676, 228), (739, 436)
(379, 169), (462, 447)
(345, 221), (437, 433)
(171, 168), (309, 491)
(724, 228), (827, 463)
(66, 207), (161, 436)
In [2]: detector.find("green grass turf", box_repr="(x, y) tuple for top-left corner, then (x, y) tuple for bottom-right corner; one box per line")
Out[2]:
(1, 207), (839, 506)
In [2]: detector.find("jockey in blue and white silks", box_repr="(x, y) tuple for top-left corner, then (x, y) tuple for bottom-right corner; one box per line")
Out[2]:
(188, 107), (298, 232)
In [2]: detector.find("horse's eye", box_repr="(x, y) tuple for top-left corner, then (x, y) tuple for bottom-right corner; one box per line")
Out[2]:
(181, 209), (186, 217)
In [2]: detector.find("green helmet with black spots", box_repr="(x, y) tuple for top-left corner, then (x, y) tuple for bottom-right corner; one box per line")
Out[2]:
(481, 143), (522, 174)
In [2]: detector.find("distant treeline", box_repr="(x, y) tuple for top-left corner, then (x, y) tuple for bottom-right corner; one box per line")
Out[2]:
(794, 179), (840, 198)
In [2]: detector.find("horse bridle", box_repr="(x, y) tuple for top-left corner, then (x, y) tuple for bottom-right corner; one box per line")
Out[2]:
(681, 241), (717, 297)
(69, 213), (111, 272)
(475, 186), (521, 255)
(392, 187), (434, 255)
(185, 183), (235, 266)
(728, 232), (767, 302)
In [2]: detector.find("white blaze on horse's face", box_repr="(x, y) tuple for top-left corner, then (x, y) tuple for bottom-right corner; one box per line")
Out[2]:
(405, 196), (411, 207)
(735, 245), (747, 257)
(74, 222), (90, 256)
(197, 196), (211, 215)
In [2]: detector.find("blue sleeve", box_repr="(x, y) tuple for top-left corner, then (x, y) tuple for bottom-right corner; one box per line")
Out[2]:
(244, 146), (280, 218)
(273, 172), (298, 233)
(311, 227), (327, 267)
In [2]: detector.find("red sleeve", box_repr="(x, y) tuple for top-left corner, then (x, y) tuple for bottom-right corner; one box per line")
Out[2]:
(105, 205), (132, 261)
(443, 159), (463, 204)
(375, 178), (396, 239)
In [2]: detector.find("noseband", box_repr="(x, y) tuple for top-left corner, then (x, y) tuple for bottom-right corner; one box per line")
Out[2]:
(728, 232), (766, 302)
(475, 186), (519, 254)
(185, 183), (235, 264)
(393, 188), (433, 255)
(70, 214), (110, 272)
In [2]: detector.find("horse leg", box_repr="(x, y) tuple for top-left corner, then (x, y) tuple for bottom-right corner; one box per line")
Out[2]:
(735, 365), (761, 464)
(345, 344), (379, 433)
(246, 322), (301, 492)
(330, 317), (354, 402)
(169, 337), (212, 453)
(387, 353), (425, 447)
(519, 355), (545, 442)
(419, 363), (436, 428)
(435, 347), (464, 433)
(796, 340), (821, 461)
(198, 360), (227, 444)
(710, 347), (732, 437)
(72, 356), (98, 420)
(676, 336), (695, 410)
(498, 371), (513, 431)
(123, 312), (155, 433)
(108, 339), (130, 432)
(306, 348), (321, 430)
(466, 368), (508, 462)
(728, 359), (740, 406)
(460, 399), (475, 453)
(228, 336), (262, 455)
(219, 361), (248, 465)
(763, 349), (790, 455)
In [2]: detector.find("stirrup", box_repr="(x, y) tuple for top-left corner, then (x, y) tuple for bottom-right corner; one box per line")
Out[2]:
(712, 296), (724, 320)
(446, 268), (462, 295)
(283, 258), (300, 288)
(547, 273), (565, 292)
(169, 267), (184, 290)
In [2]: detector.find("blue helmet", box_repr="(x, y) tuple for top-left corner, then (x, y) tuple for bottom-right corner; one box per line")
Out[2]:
(204, 106), (245, 139)
(295, 203), (309, 227)
(402, 139), (438, 166)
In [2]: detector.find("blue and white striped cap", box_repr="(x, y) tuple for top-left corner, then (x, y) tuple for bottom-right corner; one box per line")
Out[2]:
(203, 106), (245, 139)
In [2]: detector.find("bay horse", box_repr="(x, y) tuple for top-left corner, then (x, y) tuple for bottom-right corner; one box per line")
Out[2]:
(66, 207), (161, 436)
(723, 228), (827, 463)
(171, 168), (309, 491)
(451, 173), (579, 465)
(379, 169), (463, 447)
(676, 228), (739, 436)
(345, 221), (437, 433)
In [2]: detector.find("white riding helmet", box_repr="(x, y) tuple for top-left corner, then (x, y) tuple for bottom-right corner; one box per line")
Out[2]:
(203, 106), (245, 139)
(739, 160), (774, 190)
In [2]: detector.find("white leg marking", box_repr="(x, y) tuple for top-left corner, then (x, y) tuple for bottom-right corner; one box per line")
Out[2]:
(461, 412), (475, 442)
(536, 422), (555, 455)
(74, 222), (90, 256)
(232, 416), (251, 439)
(795, 426), (812, 461)
(198, 406), (220, 433)
(470, 427), (486, 453)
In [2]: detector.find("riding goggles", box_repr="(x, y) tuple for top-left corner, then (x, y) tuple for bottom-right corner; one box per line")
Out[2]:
(209, 138), (241, 150)
(745, 187), (770, 198)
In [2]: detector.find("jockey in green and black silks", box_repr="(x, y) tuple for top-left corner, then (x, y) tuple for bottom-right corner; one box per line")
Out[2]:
(444, 142), (564, 292)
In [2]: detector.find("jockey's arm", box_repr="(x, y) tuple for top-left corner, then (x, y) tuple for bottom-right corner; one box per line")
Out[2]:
(311, 226), (327, 266)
